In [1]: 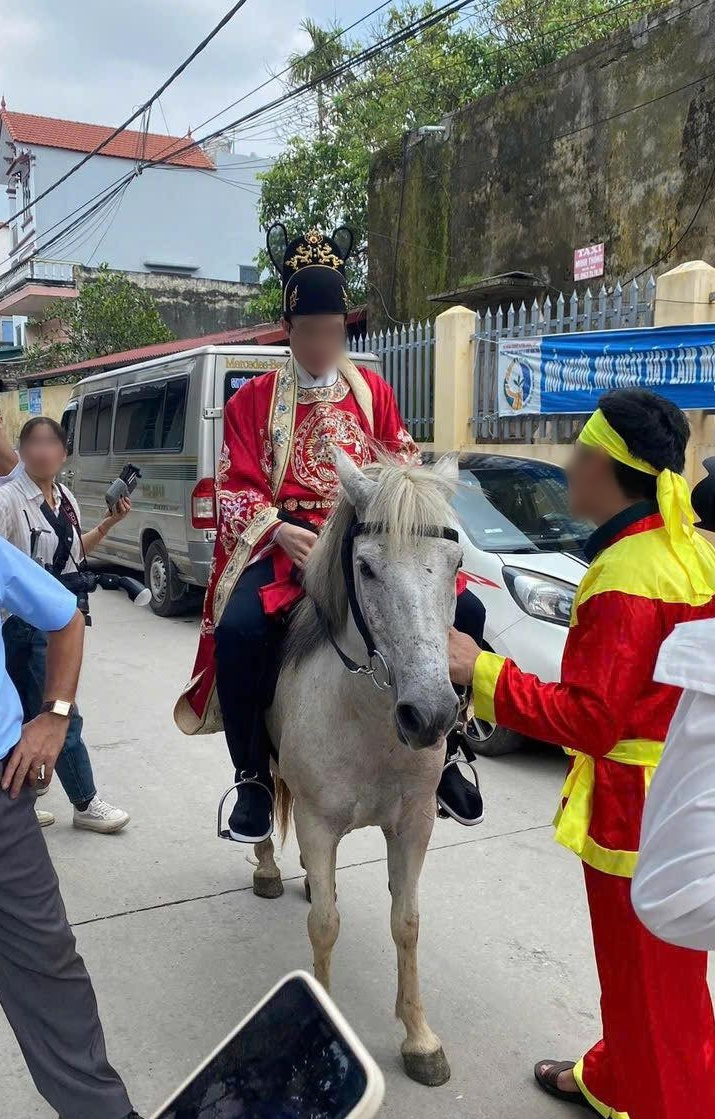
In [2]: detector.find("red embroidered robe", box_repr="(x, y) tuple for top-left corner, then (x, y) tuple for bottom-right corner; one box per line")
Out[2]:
(175, 357), (419, 734)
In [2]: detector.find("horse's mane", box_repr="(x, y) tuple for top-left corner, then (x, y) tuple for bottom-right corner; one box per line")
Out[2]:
(284, 455), (456, 666)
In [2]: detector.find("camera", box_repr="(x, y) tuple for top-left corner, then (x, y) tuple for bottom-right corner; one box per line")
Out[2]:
(59, 569), (151, 626)
(105, 463), (142, 514)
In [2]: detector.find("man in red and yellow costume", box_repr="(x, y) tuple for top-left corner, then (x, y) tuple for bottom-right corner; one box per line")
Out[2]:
(449, 389), (715, 1119)
(176, 223), (486, 844)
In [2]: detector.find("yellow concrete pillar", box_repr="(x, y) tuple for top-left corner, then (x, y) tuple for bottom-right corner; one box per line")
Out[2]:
(654, 260), (715, 327)
(652, 260), (715, 489)
(433, 304), (474, 453)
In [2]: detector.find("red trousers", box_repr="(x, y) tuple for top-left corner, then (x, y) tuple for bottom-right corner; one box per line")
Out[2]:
(576, 863), (715, 1119)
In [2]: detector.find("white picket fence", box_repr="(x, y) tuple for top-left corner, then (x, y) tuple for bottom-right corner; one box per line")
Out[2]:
(354, 320), (435, 442)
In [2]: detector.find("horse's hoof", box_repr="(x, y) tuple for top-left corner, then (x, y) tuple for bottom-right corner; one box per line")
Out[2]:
(402, 1047), (451, 1087)
(253, 874), (284, 900)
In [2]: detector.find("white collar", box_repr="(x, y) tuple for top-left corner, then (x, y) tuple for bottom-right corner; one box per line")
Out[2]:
(294, 359), (338, 389)
(16, 465), (59, 507)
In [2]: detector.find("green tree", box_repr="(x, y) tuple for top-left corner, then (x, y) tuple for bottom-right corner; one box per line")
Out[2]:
(250, 0), (656, 318)
(286, 18), (349, 138)
(24, 264), (174, 372)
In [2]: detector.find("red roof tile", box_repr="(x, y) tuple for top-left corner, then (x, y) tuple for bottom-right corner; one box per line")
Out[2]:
(0, 110), (215, 170)
(28, 309), (368, 382)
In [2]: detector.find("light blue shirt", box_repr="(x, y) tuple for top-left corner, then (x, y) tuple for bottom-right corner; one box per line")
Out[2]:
(0, 536), (76, 762)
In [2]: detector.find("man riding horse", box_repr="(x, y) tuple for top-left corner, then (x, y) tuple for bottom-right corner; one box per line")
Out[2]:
(174, 224), (485, 844)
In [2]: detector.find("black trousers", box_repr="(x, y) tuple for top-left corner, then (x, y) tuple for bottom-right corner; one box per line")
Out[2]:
(214, 557), (486, 780)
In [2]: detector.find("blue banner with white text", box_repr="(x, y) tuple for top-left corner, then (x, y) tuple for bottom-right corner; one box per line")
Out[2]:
(497, 324), (715, 417)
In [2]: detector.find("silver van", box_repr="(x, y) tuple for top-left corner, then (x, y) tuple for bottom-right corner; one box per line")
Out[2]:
(59, 345), (381, 615)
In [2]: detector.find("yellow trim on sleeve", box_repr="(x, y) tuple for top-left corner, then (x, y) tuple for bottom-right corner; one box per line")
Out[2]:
(573, 1057), (630, 1118)
(471, 651), (505, 724)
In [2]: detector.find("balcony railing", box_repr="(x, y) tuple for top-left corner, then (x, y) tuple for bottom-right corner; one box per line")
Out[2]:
(0, 258), (76, 297)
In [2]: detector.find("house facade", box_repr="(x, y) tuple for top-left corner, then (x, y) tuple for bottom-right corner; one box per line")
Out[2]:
(0, 104), (272, 334)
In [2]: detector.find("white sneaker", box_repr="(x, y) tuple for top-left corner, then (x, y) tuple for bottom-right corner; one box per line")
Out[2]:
(36, 809), (55, 827)
(36, 781), (49, 797)
(73, 796), (130, 834)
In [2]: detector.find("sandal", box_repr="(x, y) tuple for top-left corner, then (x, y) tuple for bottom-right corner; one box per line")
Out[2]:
(534, 1061), (596, 1112)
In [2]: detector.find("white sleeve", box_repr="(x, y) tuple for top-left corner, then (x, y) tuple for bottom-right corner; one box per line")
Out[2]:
(0, 457), (22, 485)
(633, 680), (715, 951)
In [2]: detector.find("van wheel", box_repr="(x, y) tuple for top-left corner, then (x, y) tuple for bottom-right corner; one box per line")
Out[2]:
(144, 540), (186, 617)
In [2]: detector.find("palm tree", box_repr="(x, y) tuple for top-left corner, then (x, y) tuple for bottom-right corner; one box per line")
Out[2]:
(287, 18), (348, 138)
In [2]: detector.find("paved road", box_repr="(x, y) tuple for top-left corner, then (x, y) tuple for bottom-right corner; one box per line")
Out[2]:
(1, 591), (608, 1118)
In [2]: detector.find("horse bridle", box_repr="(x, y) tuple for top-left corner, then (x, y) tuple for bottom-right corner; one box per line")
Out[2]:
(321, 515), (459, 691)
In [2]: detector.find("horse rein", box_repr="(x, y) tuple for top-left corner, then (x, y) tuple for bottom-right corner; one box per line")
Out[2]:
(321, 515), (459, 691)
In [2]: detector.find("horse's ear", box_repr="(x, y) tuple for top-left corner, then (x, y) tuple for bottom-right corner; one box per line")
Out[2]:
(266, 222), (289, 275)
(334, 447), (376, 511)
(432, 452), (459, 487)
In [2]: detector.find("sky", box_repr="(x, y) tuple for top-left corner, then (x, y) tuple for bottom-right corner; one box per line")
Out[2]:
(0, 0), (381, 154)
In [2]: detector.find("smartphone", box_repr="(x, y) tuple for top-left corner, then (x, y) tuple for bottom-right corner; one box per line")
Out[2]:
(150, 971), (385, 1119)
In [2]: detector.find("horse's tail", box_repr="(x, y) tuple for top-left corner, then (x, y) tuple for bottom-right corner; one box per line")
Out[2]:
(274, 773), (294, 846)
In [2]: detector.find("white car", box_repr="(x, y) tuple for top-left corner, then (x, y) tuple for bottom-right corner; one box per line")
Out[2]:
(441, 453), (591, 756)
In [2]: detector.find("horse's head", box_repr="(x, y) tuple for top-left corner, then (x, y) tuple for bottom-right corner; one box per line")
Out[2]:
(304, 450), (463, 751)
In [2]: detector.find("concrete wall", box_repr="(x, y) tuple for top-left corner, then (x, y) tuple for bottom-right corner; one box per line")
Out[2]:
(0, 383), (72, 443)
(31, 148), (271, 283)
(75, 267), (260, 338)
(368, 0), (715, 326)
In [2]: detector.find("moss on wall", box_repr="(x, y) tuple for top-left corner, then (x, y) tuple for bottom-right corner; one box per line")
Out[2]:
(368, 0), (715, 326)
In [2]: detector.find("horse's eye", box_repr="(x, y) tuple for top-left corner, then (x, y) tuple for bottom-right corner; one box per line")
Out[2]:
(358, 558), (376, 580)
(455, 558), (463, 575)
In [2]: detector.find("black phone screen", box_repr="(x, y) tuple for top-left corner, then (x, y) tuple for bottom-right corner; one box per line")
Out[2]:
(156, 977), (369, 1119)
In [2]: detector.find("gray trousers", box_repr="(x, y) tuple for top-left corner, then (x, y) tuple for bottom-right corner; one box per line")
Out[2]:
(0, 768), (132, 1119)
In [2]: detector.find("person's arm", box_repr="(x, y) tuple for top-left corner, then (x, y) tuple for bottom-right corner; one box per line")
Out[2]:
(631, 687), (715, 949)
(0, 410), (20, 479)
(450, 588), (663, 758)
(81, 496), (131, 555)
(2, 610), (85, 797)
(368, 372), (421, 463)
(0, 537), (85, 797)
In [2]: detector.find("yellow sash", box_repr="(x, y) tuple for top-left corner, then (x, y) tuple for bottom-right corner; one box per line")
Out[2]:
(553, 738), (663, 878)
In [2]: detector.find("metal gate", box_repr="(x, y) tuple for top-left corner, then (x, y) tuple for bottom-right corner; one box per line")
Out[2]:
(355, 320), (435, 442)
(471, 278), (656, 442)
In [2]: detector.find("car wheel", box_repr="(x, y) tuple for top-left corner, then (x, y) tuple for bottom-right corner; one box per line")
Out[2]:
(144, 540), (187, 617)
(464, 717), (524, 757)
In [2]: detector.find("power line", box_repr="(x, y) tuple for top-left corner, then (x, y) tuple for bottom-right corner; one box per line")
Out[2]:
(6, 0), (252, 226)
(0, 0), (466, 277)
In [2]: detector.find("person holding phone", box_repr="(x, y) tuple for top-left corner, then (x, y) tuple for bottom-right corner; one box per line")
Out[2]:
(0, 534), (141, 1119)
(0, 414), (130, 833)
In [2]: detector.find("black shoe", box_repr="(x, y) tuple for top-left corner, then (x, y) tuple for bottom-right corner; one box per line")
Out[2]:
(228, 780), (274, 844)
(437, 756), (484, 826)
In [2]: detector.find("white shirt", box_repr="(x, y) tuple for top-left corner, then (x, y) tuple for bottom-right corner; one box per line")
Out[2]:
(632, 619), (715, 950)
(295, 360), (338, 389)
(0, 460), (83, 574)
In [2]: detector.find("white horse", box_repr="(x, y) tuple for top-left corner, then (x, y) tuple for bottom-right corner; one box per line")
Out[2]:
(254, 451), (462, 1087)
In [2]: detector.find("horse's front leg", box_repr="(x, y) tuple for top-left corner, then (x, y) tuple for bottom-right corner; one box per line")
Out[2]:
(294, 808), (340, 992)
(384, 810), (451, 1087)
(253, 837), (283, 899)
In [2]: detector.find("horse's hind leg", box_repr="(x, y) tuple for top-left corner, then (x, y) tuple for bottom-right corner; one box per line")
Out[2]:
(253, 838), (284, 899)
(295, 810), (339, 992)
(384, 817), (451, 1088)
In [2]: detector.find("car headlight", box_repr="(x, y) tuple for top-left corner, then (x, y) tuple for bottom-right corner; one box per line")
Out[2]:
(502, 567), (575, 627)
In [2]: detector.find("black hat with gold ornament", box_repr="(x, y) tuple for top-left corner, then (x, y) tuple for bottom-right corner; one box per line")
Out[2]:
(266, 223), (354, 317)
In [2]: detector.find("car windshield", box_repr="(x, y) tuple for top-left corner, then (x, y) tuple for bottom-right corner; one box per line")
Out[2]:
(452, 462), (592, 556)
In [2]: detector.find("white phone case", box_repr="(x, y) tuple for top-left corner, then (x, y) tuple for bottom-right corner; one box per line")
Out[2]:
(150, 970), (385, 1119)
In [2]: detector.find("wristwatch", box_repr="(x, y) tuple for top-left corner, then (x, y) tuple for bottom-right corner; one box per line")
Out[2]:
(40, 700), (77, 719)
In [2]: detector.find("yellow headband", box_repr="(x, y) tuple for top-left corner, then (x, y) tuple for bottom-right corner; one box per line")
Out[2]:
(579, 409), (714, 597)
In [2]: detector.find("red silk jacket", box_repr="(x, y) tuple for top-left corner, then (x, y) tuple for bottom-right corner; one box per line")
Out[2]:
(472, 507), (715, 877)
(175, 358), (420, 734)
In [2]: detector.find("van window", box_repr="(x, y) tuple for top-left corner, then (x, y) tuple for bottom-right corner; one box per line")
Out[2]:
(114, 377), (188, 453)
(79, 391), (114, 454)
(224, 370), (268, 406)
(60, 405), (78, 455)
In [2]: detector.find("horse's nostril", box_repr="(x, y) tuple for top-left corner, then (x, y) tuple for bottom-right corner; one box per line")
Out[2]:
(396, 702), (424, 738)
